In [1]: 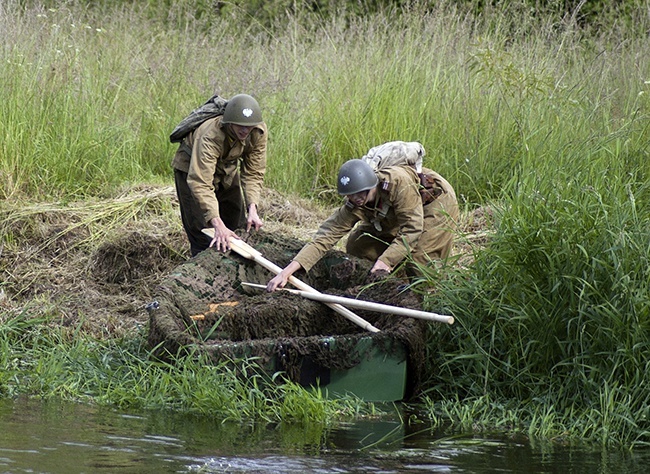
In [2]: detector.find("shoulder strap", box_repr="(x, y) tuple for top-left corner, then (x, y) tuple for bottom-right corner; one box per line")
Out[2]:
(369, 180), (391, 231)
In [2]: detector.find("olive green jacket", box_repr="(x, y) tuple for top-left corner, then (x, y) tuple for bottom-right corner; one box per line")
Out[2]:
(171, 116), (267, 225)
(294, 165), (425, 272)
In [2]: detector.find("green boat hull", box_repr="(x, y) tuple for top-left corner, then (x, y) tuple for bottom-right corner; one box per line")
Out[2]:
(312, 336), (408, 401)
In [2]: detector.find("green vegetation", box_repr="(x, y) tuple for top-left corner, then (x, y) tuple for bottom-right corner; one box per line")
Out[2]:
(420, 172), (650, 447)
(4, 0), (646, 202)
(1, 0), (649, 448)
(0, 312), (374, 424)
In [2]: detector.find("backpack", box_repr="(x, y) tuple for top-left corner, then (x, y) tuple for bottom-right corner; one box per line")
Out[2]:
(361, 141), (444, 205)
(361, 141), (425, 173)
(169, 94), (228, 143)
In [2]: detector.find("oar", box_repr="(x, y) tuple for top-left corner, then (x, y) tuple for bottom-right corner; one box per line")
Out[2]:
(201, 230), (380, 333)
(242, 282), (454, 324)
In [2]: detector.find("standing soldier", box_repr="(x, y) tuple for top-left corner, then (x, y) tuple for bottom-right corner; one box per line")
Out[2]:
(172, 94), (267, 256)
(266, 155), (458, 292)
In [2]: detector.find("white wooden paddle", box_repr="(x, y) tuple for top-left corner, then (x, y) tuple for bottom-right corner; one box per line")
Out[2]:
(241, 282), (454, 324)
(201, 230), (380, 333)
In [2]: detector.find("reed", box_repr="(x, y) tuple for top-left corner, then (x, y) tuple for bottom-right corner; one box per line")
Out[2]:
(2, 1), (647, 202)
(0, 313), (376, 424)
(420, 170), (650, 446)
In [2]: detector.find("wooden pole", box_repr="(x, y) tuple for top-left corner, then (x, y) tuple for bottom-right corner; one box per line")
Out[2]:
(201, 230), (380, 333)
(242, 282), (454, 324)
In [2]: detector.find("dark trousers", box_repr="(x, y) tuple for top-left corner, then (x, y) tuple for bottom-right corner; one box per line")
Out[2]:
(174, 169), (246, 257)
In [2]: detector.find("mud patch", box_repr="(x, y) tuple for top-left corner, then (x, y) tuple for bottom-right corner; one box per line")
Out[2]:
(0, 188), (188, 338)
(91, 231), (180, 285)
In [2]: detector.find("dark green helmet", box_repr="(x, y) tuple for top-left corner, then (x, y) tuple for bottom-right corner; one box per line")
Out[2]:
(337, 159), (378, 195)
(222, 94), (263, 126)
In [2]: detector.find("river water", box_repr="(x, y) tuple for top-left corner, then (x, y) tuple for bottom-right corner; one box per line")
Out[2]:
(1, 397), (648, 473)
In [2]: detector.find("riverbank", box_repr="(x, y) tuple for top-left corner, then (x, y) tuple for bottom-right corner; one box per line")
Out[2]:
(0, 186), (485, 426)
(0, 185), (487, 339)
(2, 0), (649, 448)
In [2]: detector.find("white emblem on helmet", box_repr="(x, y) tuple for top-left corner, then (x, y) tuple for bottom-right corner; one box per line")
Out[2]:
(243, 108), (253, 117)
(340, 176), (350, 186)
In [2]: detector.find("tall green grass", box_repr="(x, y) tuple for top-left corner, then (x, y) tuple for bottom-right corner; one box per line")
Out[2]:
(421, 169), (650, 446)
(2, 1), (647, 202)
(0, 311), (375, 424)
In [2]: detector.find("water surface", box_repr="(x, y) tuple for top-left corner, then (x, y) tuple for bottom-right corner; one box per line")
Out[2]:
(1, 398), (647, 473)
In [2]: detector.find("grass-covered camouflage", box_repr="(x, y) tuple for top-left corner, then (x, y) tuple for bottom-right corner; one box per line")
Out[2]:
(147, 230), (428, 397)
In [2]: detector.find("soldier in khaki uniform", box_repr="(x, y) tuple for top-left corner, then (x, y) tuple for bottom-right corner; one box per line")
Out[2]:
(266, 158), (458, 292)
(172, 94), (267, 256)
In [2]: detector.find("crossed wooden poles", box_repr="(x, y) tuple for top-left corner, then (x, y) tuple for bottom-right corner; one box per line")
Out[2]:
(202, 231), (454, 332)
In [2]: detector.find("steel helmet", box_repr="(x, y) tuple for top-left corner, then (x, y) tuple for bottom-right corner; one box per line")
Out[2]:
(337, 159), (378, 195)
(222, 94), (263, 126)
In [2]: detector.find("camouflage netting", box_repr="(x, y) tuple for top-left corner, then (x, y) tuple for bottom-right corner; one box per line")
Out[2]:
(147, 230), (429, 395)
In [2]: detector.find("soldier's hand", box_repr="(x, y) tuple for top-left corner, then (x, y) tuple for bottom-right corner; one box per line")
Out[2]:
(246, 203), (263, 232)
(208, 218), (238, 252)
(370, 259), (392, 274)
(267, 261), (303, 292)
(266, 273), (287, 292)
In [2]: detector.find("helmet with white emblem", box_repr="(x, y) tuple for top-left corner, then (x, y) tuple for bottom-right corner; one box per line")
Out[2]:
(222, 94), (263, 126)
(336, 159), (378, 195)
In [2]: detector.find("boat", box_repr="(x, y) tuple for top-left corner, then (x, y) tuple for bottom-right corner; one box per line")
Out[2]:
(146, 231), (428, 402)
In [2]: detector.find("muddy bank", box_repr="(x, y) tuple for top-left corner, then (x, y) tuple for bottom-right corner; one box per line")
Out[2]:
(0, 187), (334, 338)
(0, 185), (491, 344)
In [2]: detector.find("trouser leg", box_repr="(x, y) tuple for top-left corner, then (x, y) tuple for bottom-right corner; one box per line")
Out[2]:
(174, 169), (246, 257)
(345, 225), (391, 262)
(346, 191), (459, 271)
(175, 169), (212, 256)
(215, 172), (246, 231)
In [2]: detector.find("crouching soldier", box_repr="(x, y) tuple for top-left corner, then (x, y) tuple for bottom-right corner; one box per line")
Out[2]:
(266, 156), (458, 292)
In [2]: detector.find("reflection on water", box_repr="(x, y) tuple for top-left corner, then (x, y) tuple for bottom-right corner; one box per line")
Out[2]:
(0, 397), (648, 473)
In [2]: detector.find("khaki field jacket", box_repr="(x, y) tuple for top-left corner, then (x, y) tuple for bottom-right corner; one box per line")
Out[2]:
(171, 116), (267, 225)
(294, 165), (424, 271)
